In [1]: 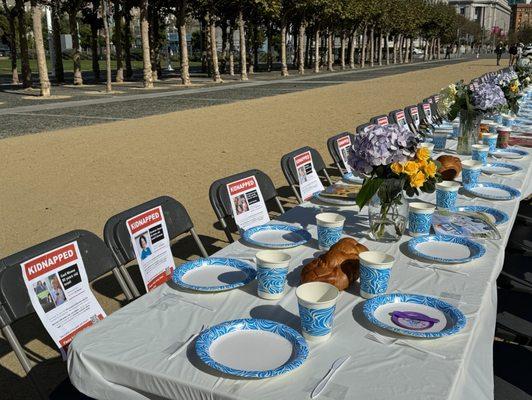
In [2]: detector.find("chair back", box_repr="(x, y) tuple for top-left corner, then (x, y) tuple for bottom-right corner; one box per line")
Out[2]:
(404, 104), (421, 132)
(0, 230), (117, 327)
(370, 114), (390, 126)
(356, 123), (373, 134)
(209, 169), (283, 241)
(326, 132), (354, 173)
(388, 109), (411, 131)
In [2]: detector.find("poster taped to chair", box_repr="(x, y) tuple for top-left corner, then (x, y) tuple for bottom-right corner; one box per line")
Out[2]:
(395, 111), (409, 131)
(336, 136), (352, 173)
(423, 103), (433, 123)
(126, 206), (175, 292)
(410, 106), (420, 128)
(294, 151), (324, 201)
(227, 175), (270, 231)
(21, 241), (106, 358)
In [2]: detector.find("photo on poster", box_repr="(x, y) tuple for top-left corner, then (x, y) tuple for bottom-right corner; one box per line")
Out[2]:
(233, 194), (250, 215)
(48, 274), (67, 307)
(226, 176), (270, 231)
(135, 233), (153, 260)
(340, 146), (350, 165)
(33, 279), (56, 313)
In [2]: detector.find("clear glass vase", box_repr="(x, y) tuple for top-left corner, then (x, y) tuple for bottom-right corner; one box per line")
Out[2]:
(457, 110), (481, 155)
(368, 192), (408, 242)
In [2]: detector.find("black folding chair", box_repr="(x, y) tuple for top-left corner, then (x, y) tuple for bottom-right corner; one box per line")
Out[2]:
(370, 114), (390, 126)
(0, 230), (123, 399)
(404, 104), (421, 134)
(493, 341), (532, 399)
(418, 102), (436, 129)
(209, 169), (284, 243)
(389, 109), (412, 132)
(280, 146), (333, 204)
(356, 123), (372, 134)
(103, 195), (208, 297)
(326, 131), (355, 175)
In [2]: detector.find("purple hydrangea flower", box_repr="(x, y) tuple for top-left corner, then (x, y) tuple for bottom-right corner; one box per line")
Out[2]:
(471, 82), (507, 111)
(347, 124), (418, 175)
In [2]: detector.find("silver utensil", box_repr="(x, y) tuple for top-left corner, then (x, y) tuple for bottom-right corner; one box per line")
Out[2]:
(310, 355), (350, 399)
(408, 261), (469, 277)
(168, 324), (208, 360)
(366, 332), (446, 359)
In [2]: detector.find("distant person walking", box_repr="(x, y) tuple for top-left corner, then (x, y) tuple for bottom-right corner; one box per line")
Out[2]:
(495, 43), (504, 66)
(445, 45), (451, 59)
(509, 44), (518, 66)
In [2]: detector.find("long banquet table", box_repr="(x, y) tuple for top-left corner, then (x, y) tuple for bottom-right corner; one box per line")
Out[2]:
(68, 144), (532, 400)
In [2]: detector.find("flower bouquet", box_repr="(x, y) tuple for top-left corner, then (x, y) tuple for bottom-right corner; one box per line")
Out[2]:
(491, 69), (521, 115)
(438, 80), (507, 154)
(348, 124), (441, 242)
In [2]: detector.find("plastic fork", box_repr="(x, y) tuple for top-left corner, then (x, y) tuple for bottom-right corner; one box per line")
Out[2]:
(168, 324), (208, 360)
(408, 261), (469, 277)
(366, 331), (446, 359)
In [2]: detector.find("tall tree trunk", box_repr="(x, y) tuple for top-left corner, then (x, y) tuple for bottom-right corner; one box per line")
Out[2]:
(31, 1), (50, 96)
(349, 30), (356, 69)
(340, 32), (346, 70)
(378, 31), (382, 66)
(437, 37), (441, 60)
(423, 38), (428, 61)
(361, 25), (367, 68)
(247, 26), (254, 75)
(220, 20), (228, 73)
(140, 0), (153, 88)
(327, 29), (334, 71)
(292, 23), (298, 68)
(229, 24), (235, 76)
(253, 25), (259, 72)
(385, 33), (389, 65)
(16, 0), (31, 87)
(409, 38), (414, 63)
(101, 0), (112, 92)
(68, 9), (82, 85)
(267, 23), (273, 72)
(369, 26), (374, 67)
(280, 21), (288, 76)
(90, 14), (100, 83)
(177, 9), (191, 85)
(2, 0), (19, 84)
(405, 38), (410, 63)
(124, 9), (133, 79)
(313, 28), (320, 73)
(51, 0), (64, 83)
(392, 35), (397, 64)
(238, 9), (248, 80)
(298, 21), (305, 74)
(305, 30), (311, 68)
(114, 0), (124, 82)
(398, 34), (404, 64)
(149, 6), (159, 81)
(208, 14), (222, 83)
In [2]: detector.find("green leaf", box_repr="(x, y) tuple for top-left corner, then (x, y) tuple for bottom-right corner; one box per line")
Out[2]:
(356, 177), (384, 209)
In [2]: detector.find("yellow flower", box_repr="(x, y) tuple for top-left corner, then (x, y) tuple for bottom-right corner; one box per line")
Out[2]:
(423, 161), (437, 178)
(403, 160), (419, 176)
(409, 171), (426, 188)
(416, 147), (431, 161)
(417, 159), (428, 169)
(390, 162), (404, 174)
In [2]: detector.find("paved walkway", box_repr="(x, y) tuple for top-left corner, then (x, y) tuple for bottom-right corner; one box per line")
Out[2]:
(0, 57), (478, 138)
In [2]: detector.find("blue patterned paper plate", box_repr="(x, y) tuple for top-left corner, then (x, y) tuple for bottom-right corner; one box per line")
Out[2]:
(463, 182), (521, 201)
(407, 235), (485, 264)
(489, 148), (529, 159)
(195, 318), (309, 378)
(242, 224), (311, 249)
(481, 162), (523, 176)
(452, 206), (509, 225)
(342, 172), (364, 184)
(172, 258), (256, 292)
(363, 293), (466, 338)
(312, 192), (358, 206)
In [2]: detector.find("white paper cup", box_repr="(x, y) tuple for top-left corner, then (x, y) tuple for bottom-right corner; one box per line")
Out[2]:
(296, 282), (339, 342)
(256, 251), (291, 300)
(316, 213), (346, 250)
(408, 202), (436, 237)
(359, 251), (395, 299)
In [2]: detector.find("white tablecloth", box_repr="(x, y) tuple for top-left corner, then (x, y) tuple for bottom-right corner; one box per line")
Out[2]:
(68, 146), (532, 400)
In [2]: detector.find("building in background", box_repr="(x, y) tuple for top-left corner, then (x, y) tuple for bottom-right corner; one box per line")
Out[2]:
(449, 0), (511, 36)
(510, 2), (532, 32)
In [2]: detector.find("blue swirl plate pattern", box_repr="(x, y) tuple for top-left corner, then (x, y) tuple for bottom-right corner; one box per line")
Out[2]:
(407, 235), (485, 264)
(172, 258), (256, 292)
(342, 172), (364, 184)
(463, 182), (521, 201)
(489, 148), (528, 159)
(363, 293), (466, 338)
(452, 206), (509, 225)
(481, 162), (523, 175)
(242, 224), (311, 249)
(195, 318), (309, 378)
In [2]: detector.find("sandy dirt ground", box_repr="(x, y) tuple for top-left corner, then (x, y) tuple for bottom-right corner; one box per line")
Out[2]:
(0, 59), (500, 398)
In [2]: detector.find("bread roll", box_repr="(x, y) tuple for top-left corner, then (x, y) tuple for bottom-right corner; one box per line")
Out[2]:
(437, 155), (462, 181)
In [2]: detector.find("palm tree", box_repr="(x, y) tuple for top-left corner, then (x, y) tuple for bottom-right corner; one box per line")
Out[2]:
(30, 0), (51, 96)
(175, 0), (191, 85)
(124, 1), (134, 79)
(140, 0), (154, 87)
(65, 0), (85, 85)
(101, 0), (112, 92)
(113, 0), (124, 83)
(51, 0), (64, 82)
(207, 12), (222, 82)
(2, 0), (19, 84)
(237, 7), (248, 80)
(15, 0), (31, 88)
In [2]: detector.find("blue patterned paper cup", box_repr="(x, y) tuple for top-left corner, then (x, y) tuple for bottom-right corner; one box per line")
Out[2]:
(256, 251), (290, 300)
(436, 181), (461, 209)
(501, 114), (515, 127)
(471, 144), (489, 165)
(408, 202), (436, 237)
(452, 123), (460, 138)
(432, 131), (448, 151)
(359, 251), (395, 299)
(316, 213), (345, 250)
(461, 160), (482, 186)
(482, 133), (497, 152)
(296, 282), (339, 342)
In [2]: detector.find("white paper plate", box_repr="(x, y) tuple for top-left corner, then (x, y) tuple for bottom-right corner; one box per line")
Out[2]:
(490, 148), (528, 159)
(407, 235), (485, 264)
(481, 163), (522, 175)
(313, 192), (358, 206)
(463, 182), (521, 201)
(242, 224), (311, 249)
